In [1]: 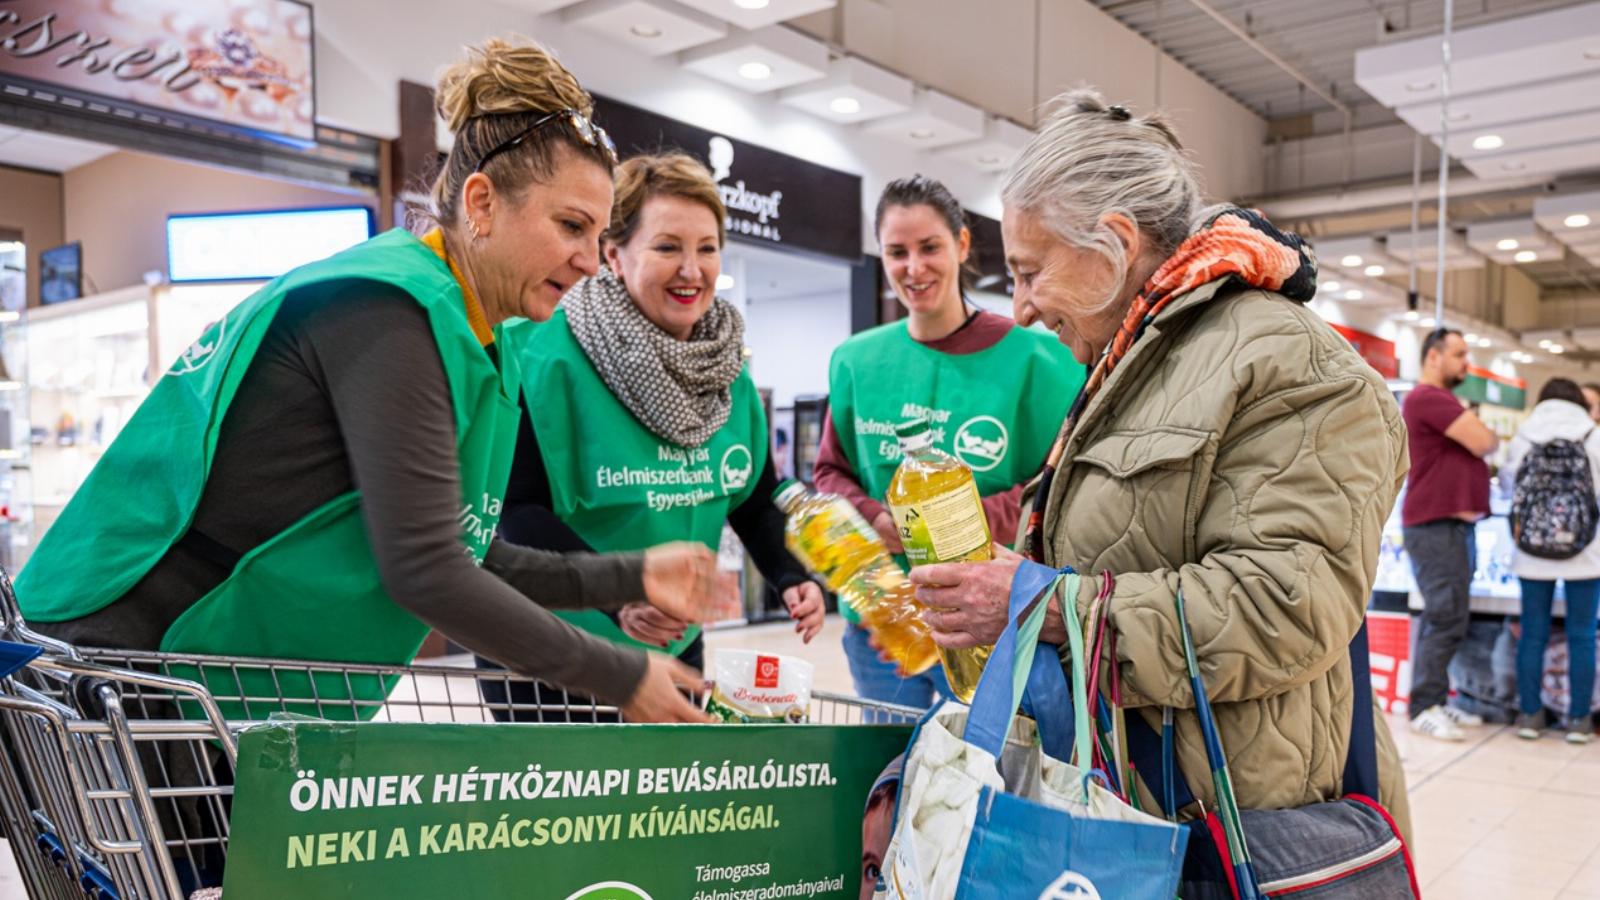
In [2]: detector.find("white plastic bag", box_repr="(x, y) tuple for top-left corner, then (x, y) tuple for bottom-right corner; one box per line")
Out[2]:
(706, 649), (814, 723)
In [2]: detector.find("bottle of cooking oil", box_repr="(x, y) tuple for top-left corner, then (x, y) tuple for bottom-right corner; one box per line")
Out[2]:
(886, 417), (994, 702)
(773, 480), (938, 678)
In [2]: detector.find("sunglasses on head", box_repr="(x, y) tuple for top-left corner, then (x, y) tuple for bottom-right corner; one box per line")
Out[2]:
(472, 108), (619, 174)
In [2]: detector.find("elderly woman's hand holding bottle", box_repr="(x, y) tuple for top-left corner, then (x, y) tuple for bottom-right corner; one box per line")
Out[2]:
(908, 544), (1068, 648)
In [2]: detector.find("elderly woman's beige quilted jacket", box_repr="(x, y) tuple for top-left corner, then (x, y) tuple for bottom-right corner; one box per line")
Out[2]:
(1040, 277), (1412, 841)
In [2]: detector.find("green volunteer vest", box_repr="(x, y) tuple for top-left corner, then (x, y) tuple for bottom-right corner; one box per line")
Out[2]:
(827, 319), (1084, 623)
(15, 229), (521, 720)
(511, 309), (767, 656)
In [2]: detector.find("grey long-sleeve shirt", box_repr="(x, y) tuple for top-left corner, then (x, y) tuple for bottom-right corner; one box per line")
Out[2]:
(40, 278), (649, 704)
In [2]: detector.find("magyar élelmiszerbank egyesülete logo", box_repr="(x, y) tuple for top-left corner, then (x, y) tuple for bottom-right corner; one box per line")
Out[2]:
(953, 415), (1009, 472)
(707, 136), (783, 240)
(1039, 871), (1101, 900)
(172, 319), (227, 375)
(720, 444), (753, 493)
(564, 882), (653, 900)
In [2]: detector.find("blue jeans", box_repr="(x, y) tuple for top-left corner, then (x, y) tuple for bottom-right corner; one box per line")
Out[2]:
(842, 623), (953, 709)
(1517, 577), (1600, 720)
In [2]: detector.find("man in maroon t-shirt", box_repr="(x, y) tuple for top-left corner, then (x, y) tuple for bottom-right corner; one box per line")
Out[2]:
(1402, 328), (1500, 741)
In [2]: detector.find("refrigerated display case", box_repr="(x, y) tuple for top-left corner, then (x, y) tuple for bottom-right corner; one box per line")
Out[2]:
(791, 394), (827, 486)
(27, 282), (258, 543)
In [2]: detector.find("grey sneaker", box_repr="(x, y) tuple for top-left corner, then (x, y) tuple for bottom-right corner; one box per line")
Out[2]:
(1515, 710), (1546, 740)
(1565, 717), (1595, 745)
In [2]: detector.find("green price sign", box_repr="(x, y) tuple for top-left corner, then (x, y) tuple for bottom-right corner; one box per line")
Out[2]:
(223, 721), (911, 899)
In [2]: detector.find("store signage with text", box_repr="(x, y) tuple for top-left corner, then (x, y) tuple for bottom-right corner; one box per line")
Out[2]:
(223, 720), (910, 898)
(592, 96), (863, 262)
(1329, 323), (1400, 379)
(1455, 366), (1527, 410)
(0, 0), (314, 141)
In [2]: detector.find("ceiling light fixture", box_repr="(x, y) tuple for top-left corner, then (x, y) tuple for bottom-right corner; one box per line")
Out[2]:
(1566, 213), (1593, 229)
(1497, 238), (1520, 251)
(738, 60), (772, 80)
(716, 273), (735, 291)
(1447, 111), (1471, 123)
(1515, 249), (1538, 263)
(734, 0), (770, 8)
(1471, 134), (1504, 151)
(1541, 340), (1556, 348)
(908, 128), (936, 140)
(1551, 345), (1566, 354)
(1364, 264), (1386, 277)
(976, 153), (1002, 165)
(1406, 80), (1436, 92)
(829, 96), (862, 115)
(1421, 318), (1437, 327)
(1465, 333), (1480, 342)
(1477, 338), (1492, 348)
(629, 23), (662, 37)
(1344, 289), (1364, 300)
(1340, 254), (1363, 267)
(1403, 311), (1419, 321)
(1323, 281), (1343, 292)
(1585, 48), (1600, 61)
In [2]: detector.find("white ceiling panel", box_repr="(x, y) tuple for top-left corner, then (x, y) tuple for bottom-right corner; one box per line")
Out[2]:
(862, 88), (984, 150)
(1356, 2), (1600, 107)
(1383, 226), (1486, 270)
(932, 118), (1033, 173)
(563, 0), (727, 56)
(1395, 71), (1600, 136)
(1462, 140), (1600, 180)
(779, 57), (913, 124)
(673, 0), (835, 30)
(1438, 108), (1600, 161)
(680, 26), (829, 93)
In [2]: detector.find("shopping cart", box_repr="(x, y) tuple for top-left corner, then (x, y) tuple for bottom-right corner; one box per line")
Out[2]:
(0, 570), (921, 900)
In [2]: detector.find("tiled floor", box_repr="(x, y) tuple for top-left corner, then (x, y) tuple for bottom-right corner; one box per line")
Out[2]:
(1, 615), (1596, 898)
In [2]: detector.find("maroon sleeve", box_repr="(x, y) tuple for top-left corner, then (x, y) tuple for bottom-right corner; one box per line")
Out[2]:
(980, 484), (1024, 546)
(814, 408), (887, 524)
(1410, 388), (1469, 436)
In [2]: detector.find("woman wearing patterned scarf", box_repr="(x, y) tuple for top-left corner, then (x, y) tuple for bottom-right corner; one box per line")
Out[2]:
(904, 91), (1414, 845)
(477, 153), (825, 721)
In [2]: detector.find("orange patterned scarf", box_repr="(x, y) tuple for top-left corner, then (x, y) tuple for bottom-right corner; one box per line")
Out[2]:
(1023, 207), (1317, 561)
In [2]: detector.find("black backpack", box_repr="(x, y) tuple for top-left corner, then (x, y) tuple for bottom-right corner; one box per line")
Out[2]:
(1512, 430), (1599, 559)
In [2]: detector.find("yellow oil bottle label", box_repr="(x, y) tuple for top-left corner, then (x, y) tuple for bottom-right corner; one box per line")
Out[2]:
(893, 481), (988, 565)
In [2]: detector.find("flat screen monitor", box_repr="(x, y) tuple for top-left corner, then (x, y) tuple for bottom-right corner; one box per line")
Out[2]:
(39, 242), (83, 305)
(166, 206), (374, 283)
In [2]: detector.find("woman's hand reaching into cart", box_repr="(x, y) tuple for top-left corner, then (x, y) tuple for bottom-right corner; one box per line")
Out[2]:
(621, 652), (716, 723)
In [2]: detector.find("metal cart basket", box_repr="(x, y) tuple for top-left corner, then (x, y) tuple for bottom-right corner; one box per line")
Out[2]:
(0, 573), (919, 900)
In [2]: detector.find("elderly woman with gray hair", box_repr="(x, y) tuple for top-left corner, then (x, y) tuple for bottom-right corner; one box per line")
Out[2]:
(906, 90), (1413, 850)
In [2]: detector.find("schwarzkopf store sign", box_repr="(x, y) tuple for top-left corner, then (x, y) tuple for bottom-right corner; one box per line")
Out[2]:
(593, 96), (862, 263)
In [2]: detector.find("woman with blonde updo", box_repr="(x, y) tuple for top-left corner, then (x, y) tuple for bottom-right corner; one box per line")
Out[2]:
(478, 153), (824, 721)
(17, 37), (718, 728)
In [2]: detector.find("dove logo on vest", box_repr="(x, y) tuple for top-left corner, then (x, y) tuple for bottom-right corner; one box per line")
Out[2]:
(720, 444), (753, 493)
(1039, 871), (1101, 899)
(953, 415), (1009, 472)
(171, 319), (227, 375)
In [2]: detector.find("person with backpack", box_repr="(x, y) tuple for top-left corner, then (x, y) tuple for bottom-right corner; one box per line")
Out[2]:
(1505, 377), (1600, 744)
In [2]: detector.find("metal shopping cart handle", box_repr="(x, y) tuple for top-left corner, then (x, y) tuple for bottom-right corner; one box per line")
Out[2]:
(0, 564), (84, 659)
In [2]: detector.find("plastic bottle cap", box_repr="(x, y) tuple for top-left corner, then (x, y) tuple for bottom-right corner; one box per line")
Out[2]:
(773, 479), (806, 507)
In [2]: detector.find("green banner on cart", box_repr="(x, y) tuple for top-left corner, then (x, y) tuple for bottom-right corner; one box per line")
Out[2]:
(223, 720), (912, 899)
